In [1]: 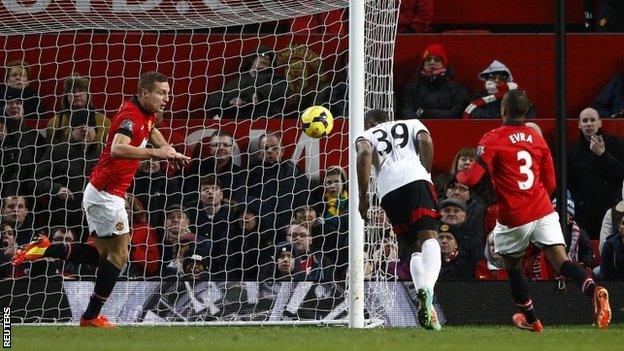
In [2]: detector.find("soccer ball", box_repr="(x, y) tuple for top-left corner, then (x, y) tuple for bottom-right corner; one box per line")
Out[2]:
(300, 106), (334, 138)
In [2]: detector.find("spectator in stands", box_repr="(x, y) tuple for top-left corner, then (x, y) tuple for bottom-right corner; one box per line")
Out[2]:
(286, 223), (325, 281)
(1, 195), (34, 246)
(397, 0), (434, 33)
(553, 194), (594, 268)
(437, 226), (474, 280)
(399, 43), (468, 119)
(0, 223), (24, 279)
(596, 0), (624, 32)
(189, 175), (238, 280)
(160, 204), (200, 277)
(444, 177), (485, 240)
(465, 60), (535, 119)
(34, 110), (103, 230)
(228, 199), (275, 280)
(0, 90), (45, 197)
(130, 146), (181, 228)
(207, 46), (288, 119)
(567, 107), (624, 238)
(293, 204), (345, 280)
(126, 194), (160, 278)
(599, 216), (624, 280)
(259, 241), (301, 281)
(0, 61), (45, 120)
(599, 181), (624, 253)
(45, 75), (111, 145)
(434, 147), (474, 196)
(247, 132), (312, 229)
(315, 166), (348, 234)
(474, 232), (508, 281)
(181, 242), (211, 281)
(183, 130), (245, 204)
(439, 198), (483, 267)
(593, 72), (624, 118)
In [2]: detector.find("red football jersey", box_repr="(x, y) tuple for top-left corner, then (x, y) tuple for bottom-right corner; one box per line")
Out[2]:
(457, 124), (556, 227)
(89, 97), (157, 198)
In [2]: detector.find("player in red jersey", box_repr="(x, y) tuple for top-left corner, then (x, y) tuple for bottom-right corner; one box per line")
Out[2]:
(12, 72), (190, 328)
(457, 90), (611, 332)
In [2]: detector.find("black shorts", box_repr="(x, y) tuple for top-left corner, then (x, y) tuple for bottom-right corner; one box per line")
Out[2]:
(380, 180), (439, 245)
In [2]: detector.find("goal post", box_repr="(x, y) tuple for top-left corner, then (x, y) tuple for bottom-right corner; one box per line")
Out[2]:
(0, 0), (402, 327)
(347, 0), (365, 329)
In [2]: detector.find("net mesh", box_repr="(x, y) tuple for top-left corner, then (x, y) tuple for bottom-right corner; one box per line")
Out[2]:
(0, 0), (400, 326)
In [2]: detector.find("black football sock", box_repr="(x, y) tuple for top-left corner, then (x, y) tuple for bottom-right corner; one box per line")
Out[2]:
(560, 260), (596, 297)
(44, 243), (99, 265)
(82, 258), (121, 320)
(507, 267), (538, 324)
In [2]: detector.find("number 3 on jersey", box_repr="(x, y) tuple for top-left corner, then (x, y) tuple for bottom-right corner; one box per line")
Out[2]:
(516, 150), (534, 190)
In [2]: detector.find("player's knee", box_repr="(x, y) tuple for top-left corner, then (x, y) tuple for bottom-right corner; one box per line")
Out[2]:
(107, 248), (129, 267)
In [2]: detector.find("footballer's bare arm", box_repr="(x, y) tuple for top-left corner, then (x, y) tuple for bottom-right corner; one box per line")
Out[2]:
(417, 130), (433, 174)
(356, 138), (373, 220)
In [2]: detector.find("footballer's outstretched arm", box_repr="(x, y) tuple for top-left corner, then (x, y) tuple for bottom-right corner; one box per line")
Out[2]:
(149, 127), (169, 148)
(417, 130), (433, 173)
(111, 133), (182, 161)
(356, 138), (373, 219)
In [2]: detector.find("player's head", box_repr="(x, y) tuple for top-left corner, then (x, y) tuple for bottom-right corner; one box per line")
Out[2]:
(578, 107), (602, 138)
(501, 89), (530, 122)
(364, 109), (389, 130)
(138, 71), (170, 114)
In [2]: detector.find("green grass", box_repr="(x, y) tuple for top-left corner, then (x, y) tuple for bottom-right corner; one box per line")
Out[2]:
(11, 325), (624, 351)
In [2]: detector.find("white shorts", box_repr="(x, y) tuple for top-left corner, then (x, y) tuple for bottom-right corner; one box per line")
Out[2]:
(492, 212), (566, 258)
(82, 183), (129, 237)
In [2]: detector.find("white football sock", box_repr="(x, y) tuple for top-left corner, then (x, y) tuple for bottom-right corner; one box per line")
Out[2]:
(410, 252), (426, 291)
(421, 238), (442, 290)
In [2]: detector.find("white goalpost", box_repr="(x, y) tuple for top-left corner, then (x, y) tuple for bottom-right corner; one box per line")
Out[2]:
(0, 0), (402, 328)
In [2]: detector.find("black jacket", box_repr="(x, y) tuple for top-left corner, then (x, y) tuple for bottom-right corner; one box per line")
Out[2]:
(567, 130), (624, 237)
(399, 68), (468, 119)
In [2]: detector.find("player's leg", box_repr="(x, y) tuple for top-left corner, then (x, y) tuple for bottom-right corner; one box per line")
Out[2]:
(533, 212), (611, 329)
(80, 233), (129, 327)
(11, 235), (99, 266)
(493, 220), (543, 332)
(410, 228), (441, 331)
(502, 255), (543, 332)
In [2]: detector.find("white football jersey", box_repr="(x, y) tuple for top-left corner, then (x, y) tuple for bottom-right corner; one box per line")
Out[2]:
(357, 119), (432, 200)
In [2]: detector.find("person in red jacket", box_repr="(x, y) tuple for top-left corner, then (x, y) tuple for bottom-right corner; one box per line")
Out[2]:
(456, 90), (611, 332)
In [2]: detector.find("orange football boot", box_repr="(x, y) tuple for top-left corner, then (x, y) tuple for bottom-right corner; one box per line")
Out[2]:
(593, 286), (611, 329)
(512, 313), (543, 333)
(80, 314), (116, 328)
(11, 235), (51, 266)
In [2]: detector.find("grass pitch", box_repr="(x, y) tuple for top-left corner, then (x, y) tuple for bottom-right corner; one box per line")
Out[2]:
(11, 325), (624, 351)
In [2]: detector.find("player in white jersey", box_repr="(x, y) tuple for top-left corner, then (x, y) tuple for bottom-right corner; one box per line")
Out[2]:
(356, 109), (441, 331)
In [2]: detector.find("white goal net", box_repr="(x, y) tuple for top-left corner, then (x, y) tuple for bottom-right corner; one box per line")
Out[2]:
(0, 0), (404, 326)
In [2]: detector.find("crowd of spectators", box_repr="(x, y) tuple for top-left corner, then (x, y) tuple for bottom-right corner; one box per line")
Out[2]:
(2, 7), (624, 285)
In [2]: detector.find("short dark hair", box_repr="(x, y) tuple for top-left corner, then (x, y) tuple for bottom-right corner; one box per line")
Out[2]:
(138, 71), (168, 93)
(364, 109), (389, 128)
(200, 174), (223, 189)
(502, 90), (530, 119)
